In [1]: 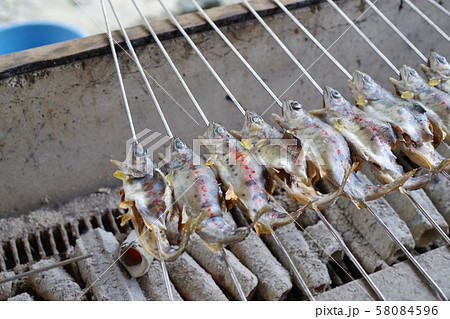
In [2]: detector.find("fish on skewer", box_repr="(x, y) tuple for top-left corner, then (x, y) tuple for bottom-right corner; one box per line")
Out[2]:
(231, 110), (350, 210)
(273, 100), (414, 208)
(349, 70), (446, 170)
(199, 122), (307, 235)
(162, 137), (253, 252)
(111, 141), (197, 261)
(390, 65), (449, 144)
(421, 51), (450, 95)
(312, 86), (448, 190)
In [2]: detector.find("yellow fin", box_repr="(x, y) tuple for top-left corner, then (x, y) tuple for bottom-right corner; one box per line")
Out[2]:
(401, 91), (413, 99)
(429, 78), (439, 86)
(120, 210), (133, 226)
(205, 154), (216, 167)
(113, 170), (127, 180)
(165, 171), (174, 187)
(225, 185), (238, 201)
(241, 138), (253, 150)
(180, 205), (189, 224)
(333, 119), (344, 132)
(356, 96), (366, 106)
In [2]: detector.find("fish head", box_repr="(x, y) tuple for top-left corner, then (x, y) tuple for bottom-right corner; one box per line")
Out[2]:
(203, 122), (234, 140)
(166, 137), (193, 169)
(111, 141), (154, 178)
(273, 99), (308, 130)
(428, 51), (450, 77)
(348, 70), (382, 101)
(323, 86), (348, 110)
(390, 65), (426, 94)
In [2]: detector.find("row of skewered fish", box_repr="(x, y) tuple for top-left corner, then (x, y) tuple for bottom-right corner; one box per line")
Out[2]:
(111, 51), (450, 268)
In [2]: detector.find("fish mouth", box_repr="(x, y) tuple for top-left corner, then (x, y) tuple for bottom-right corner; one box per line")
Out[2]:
(323, 86), (333, 108)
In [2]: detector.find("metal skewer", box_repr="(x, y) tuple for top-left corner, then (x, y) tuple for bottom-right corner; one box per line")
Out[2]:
(0, 254), (93, 285)
(196, 0), (384, 301)
(101, 0), (137, 141)
(157, 0), (245, 115)
(102, 0), (175, 300)
(242, 0), (323, 94)
(273, 0), (352, 79)
(403, 190), (450, 246)
(256, 0), (448, 299)
(403, 0), (450, 41)
(131, 0), (209, 126)
(364, 203), (448, 301)
(364, 0), (427, 62)
(157, 0), (315, 300)
(326, 0), (400, 75)
(118, 0), (251, 300)
(426, 0), (450, 17)
(191, 0), (282, 107)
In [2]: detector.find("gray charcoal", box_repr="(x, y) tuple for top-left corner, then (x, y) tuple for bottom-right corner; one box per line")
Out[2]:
(0, 271), (16, 300)
(166, 252), (228, 301)
(304, 221), (344, 263)
(138, 260), (183, 301)
(186, 233), (258, 300)
(223, 212), (292, 300)
(263, 223), (331, 293)
(74, 228), (146, 301)
(322, 205), (388, 273)
(28, 258), (85, 301)
(7, 292), (34, 301)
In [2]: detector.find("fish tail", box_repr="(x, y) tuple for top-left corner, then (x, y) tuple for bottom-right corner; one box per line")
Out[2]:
(313, 164), (353, 210)
(197, 216), (250, 252)
(404, 157), (449, 190)
(363, 169), (416, 201)
(253, 204), (308, 235)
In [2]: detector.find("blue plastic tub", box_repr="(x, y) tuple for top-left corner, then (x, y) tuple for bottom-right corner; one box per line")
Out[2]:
(0, 21), (86, 55)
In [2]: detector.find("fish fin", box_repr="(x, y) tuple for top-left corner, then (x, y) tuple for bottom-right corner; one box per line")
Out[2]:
(205, 154), (217, 167)
(356, 96), (367, 106)
(113, 170), (127, 180)
(218, 188), (228, 212)
(309, 108), (327, 116)
(230, 129), (243, 139)
(249, 206), (272, 227)
(429, 78), (439, 86)
(401, 91), (413, 99)
(225, 185), (238, 201)
(120, 208), (134, 226)
(241, 138), (253, 150)
(110, 159), (123, 167)
(266, 174), (276, 195)
(158, 152), (166, 161)
(180, 205), (189, 224)
(165, 170), (174, 187)
(333, 119), (344, 132)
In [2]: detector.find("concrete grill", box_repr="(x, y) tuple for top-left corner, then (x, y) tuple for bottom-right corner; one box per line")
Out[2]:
(0, 0), (449, 300)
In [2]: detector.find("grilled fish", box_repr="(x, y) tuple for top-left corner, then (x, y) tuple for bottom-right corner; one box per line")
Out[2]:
(164, 137), (250, 252)
(315, 86), (446, 190)
(273, 100), (413, 208)
(421, 51), (450, 95)
(232, 110), (349, 210)
(349, 70), (445, 170)
(111, 141), (192, 261)
(200, 122), (306, 235)
(390, 65), (449, 144)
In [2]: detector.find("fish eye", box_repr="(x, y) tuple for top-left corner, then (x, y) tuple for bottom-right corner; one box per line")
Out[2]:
(331, 90), (341, 99)
(291, 101), (301, 110)
(363, 75), (371, 82)
(216, 126), (225, 134)
(175, 140), (185, 149)
(251, 115), (262, 123)
(437, 56), (446, 64)
(409, 69), (417, 76)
